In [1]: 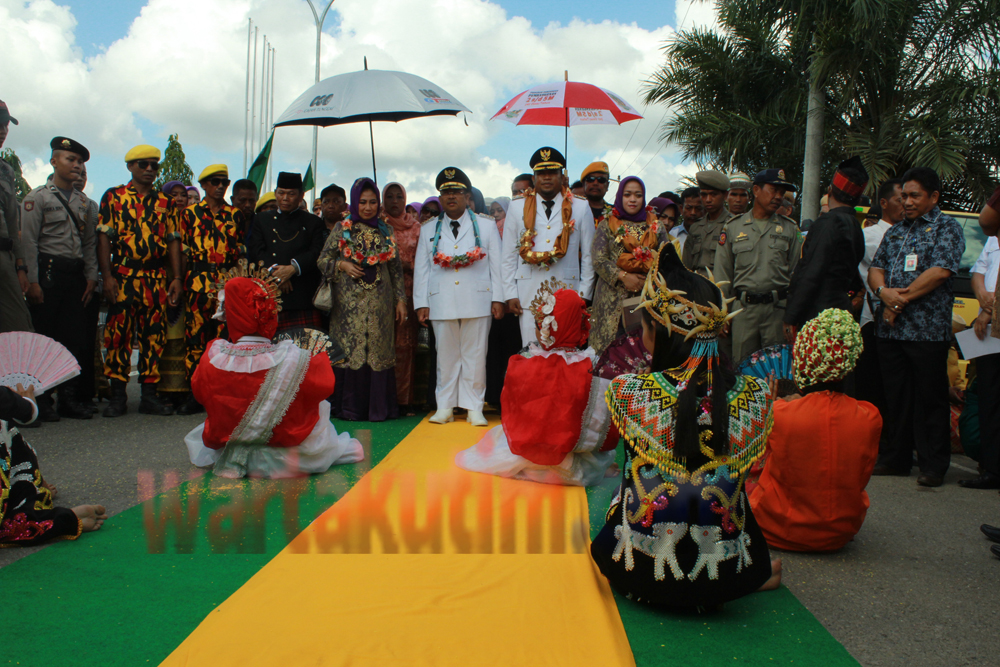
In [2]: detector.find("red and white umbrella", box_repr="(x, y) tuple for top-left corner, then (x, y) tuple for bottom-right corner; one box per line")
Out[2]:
(491, 78), (642, 171)
(491, 80), (642, 127)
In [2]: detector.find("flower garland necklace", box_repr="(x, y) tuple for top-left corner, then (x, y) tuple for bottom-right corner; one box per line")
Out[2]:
(431, 212), (486, 269)
(518, 187), (576, 267)
(338, 216), (397, 266)
(610, 207), (660, 273)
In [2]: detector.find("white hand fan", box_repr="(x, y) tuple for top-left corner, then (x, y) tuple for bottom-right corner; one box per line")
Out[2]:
(0, 332), (80, 395)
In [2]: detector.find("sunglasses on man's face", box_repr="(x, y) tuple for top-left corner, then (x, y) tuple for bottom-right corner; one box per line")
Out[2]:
(208, 177), (231, 187)
(584, 175), (609, 184)
(135, 160), (160, 171)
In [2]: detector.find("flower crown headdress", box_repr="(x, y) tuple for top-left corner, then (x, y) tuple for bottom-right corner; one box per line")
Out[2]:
(212, 259), (283, 312)
(528, 278), (570, 349)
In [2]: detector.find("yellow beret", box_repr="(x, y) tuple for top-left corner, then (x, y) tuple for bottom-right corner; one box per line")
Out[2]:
(124, 144), (161, 162)
(255, 191), (276, 212)
(198, 164), (228, 182)
(581, 161), (609, 180)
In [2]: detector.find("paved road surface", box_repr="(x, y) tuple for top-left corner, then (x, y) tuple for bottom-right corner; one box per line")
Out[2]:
(3, 387), (998, 666)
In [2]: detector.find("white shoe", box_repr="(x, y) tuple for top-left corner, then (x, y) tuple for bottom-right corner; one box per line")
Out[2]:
(429, 408), (454, 424)
(467, 410), (488, 427)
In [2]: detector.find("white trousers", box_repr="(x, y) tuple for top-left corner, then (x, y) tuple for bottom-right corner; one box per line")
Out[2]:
(516, 281), (541, 347)
(432, 316), (491, 412)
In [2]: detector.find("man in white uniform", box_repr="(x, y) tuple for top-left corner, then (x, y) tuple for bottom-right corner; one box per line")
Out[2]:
(414, 167), (504, 427)
(501, 147), (595, 345)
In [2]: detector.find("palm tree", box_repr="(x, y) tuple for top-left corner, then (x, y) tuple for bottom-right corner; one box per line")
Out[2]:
(645, 0), (1000, 210)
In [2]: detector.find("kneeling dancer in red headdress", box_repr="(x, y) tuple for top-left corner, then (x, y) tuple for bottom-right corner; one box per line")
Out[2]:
(455, 278), (619, 486)
(184, 261), (365, 478)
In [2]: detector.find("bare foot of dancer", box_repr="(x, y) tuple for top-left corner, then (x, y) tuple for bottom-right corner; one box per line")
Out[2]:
(41, 477), (58, 498)
(72, 505), (108, 532)
(604, 462), (620, 478)
(758, 558), (782, 591)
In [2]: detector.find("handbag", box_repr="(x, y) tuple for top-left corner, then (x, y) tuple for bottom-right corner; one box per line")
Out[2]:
(312, 279), (333, 312)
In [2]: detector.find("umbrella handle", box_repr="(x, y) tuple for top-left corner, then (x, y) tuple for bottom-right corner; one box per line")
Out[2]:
(369, 119), (377, 187)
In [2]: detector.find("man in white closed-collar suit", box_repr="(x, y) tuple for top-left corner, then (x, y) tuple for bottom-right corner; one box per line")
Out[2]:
(414, 167), (504, 427)
(501, 147), (596, 346)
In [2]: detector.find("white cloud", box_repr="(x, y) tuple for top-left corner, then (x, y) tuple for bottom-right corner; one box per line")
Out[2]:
(0, 0), (687, 201)
(674, 0), (720, 32)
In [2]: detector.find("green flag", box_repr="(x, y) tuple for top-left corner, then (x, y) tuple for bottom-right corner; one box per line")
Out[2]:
(247, 131), (273, 191)
(303, 161), (315, 192)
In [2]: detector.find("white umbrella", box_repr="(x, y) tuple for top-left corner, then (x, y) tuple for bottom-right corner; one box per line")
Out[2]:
(274, 61), (471, 184)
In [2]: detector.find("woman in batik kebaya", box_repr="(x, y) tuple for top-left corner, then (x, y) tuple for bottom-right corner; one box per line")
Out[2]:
(318, 178), (407, 422)
(591, 243), (781, 609)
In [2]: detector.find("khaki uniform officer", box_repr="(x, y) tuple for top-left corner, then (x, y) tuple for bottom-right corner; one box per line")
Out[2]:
(0, 100), (32, 333)
(21, 137), (98, 420)
(715, 169), (802, 362)
(682, 169), (730, 276)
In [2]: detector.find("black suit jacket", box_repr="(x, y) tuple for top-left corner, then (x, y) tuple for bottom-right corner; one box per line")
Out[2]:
(784, 206), (866, 326)
(247, 208), (326, 312)
(0, 387), (35, 424)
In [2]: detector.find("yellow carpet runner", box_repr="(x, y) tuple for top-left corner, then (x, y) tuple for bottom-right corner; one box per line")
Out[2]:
(162, 417), (635, 666)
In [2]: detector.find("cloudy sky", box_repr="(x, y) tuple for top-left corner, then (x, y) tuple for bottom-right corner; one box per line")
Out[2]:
(1, 0), (718, 201)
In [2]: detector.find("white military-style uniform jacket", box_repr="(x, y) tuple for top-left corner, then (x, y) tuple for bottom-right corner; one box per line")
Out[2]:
(501, 192), (595, 343)
(414, 209), (504, 321)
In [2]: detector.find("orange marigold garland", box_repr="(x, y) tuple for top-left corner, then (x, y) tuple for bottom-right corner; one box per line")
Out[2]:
(518, 187), (576, 267)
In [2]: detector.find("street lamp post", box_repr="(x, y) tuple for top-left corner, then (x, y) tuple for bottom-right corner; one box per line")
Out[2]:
(306, 0), (336, 204)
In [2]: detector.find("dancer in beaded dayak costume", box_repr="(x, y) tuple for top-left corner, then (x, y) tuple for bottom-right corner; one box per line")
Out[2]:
(590, 243), (782, 609)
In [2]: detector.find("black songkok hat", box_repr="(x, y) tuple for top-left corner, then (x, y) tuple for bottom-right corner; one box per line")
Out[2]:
(832, 156), (869, 198)
(276, 171), (303, 190)
(529, 146), (566, 172)
(50, 136), (89, 162)
(435, 167), (472, 192)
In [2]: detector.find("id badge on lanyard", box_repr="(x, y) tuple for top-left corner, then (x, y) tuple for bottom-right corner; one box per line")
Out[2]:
(904, 254), (918, 272)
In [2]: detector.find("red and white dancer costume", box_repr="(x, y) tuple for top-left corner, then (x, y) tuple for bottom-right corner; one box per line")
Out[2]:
(455, 280), (619, 485)
(184, 270), (364, 478)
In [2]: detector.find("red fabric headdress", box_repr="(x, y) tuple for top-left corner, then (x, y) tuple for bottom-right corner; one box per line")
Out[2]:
(212, 260), (283, 342)
(529, 279), (591, 350)
(223, 277), (279, 341)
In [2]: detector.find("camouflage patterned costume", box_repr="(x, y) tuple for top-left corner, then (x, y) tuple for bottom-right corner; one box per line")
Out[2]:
(179, 201), (245, 379)
(97, 183), (181, 383)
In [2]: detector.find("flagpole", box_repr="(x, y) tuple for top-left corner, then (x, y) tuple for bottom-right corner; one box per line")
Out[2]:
(250, 26), (258, 164)
(306, 0), (336, 205)
(243, 18), (251, 175)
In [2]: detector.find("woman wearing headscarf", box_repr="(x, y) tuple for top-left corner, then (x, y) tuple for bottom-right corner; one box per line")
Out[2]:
(484, 194), (521, 409)
(591, 244), (782, 608)
(382, 182), (421, 415)
(159, 181), (191, 404)
(589, 176), (670, 355)
(418, 196), (441, 223)
(318, 178), (407, 421)
(489, 197), (511, 237)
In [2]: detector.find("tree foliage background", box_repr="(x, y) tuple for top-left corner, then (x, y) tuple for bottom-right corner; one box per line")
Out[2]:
(153, 133), (193, 191)
(645, 0), (1000, 209)
(0, 149), (32, 202)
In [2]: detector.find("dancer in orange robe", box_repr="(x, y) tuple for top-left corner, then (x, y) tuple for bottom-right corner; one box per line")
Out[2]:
(750, 308), (881, 551)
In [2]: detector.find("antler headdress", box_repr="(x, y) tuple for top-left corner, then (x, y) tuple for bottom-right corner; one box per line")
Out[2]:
(634, 243), (742, 387)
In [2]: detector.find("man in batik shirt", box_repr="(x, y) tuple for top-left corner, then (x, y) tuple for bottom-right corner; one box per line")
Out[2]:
(97, 144), (183, 418)
(868, 167), (965, 487)
(176, 164), (245, 415)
